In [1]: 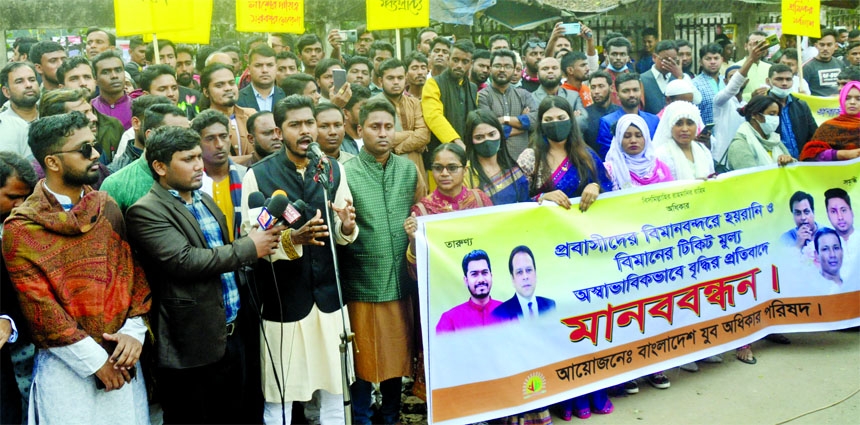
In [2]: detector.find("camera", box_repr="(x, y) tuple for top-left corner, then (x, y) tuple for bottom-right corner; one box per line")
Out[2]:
(338, 30), (357, 43)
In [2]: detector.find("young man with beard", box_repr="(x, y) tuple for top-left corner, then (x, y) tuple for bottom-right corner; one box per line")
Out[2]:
(175, 44), (200, 90)
(200, 64), (256, 161)
(340, 97), (423, 425)
(0, 63), (40, 161)
(237, 45), (286, 112)
(39, 88), (119, 178)
(436, 250), (503, 334)
(126, 126), (281, 425)
(56, 57), (126, 165)
(404, 51), (429, 98)
(428, 37), (452, 78)
(470, 49), (491, 91)
(595, 72), (659, 158)
(692, 43), (725, 128)
(343, 83), (372, 155)
(297, 33), (325, 77)
(582, 71), (620, 152)
(561, 51), (593, 107)
(109, 95), (173, 172)
(519, 38), (546, 93)
(423, 40), (477, 157)
(242, 110), (283, 167)
(29, 41), (67, 93)
(377, 58), (430, 191)
(191, 110), (247, 241)
(91, 51), (132, 130)
(240, 94), (358, 425)
(315, 103), (353, 162)
(675, 39), (695, 78)
(531, 57), (588, 131)
(766, 64), (818, 158)
(477, 49), (537, 159)
(100, 104), (190, 211)
(3, 112), (151, 424)
(804, 29), (845, 97)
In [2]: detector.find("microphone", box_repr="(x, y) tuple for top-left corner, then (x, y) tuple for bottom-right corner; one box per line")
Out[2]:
(268, 194), (307, 227)
(307, 142), (327, 164)
(248, 192), (266, 209)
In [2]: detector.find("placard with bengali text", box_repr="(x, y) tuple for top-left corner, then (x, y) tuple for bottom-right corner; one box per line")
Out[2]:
(416, 159), (860, 424)
(236, 0), (304, 34)
(366, 0), (430, 31)
(114, 0), (195, 36)
(781, 0), (821, 38)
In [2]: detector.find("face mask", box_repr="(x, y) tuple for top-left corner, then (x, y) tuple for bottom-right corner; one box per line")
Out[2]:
(607, 63), (628, 73)
(473, 138), (501, 158)
(770, 86), (791, 98)
(542, 120), (572, 142)
(758, 114), (780, 137)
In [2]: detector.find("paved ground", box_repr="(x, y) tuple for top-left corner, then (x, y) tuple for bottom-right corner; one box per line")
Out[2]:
(150, 330), (859, 424)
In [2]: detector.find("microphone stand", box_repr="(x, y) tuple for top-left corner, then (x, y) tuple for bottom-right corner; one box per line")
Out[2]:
(312, 153), (354, 424)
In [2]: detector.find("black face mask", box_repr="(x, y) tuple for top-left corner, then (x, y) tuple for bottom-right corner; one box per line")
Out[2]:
(542, 120), (572, 142)
(473, 138), (501, 157)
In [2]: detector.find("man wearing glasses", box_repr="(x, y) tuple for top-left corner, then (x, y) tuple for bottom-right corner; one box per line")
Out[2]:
(477, 49), (538, 159)
(2, 112), (151, 424)
(520, 38), (546, 93)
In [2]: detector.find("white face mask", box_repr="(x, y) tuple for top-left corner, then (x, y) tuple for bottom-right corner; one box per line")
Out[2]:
(758, 114), (780, 137)
(770, 86), (791, 98)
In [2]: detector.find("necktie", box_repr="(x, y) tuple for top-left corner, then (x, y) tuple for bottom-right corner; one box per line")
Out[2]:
(528, 301), (534, 318)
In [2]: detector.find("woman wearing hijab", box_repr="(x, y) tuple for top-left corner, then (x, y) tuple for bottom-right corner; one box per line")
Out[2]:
(517, 96), (612, 212)
(653, 101), (715, 180)
(800, 81), (860, 161)
(725, 95), (795, 170)
(604, 114), (674, 190)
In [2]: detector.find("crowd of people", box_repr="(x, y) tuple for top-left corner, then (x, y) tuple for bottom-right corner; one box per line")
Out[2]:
(0, 18), (858, 425)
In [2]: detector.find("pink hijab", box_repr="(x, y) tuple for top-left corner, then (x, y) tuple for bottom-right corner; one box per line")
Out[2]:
(840, 81), (860, 117)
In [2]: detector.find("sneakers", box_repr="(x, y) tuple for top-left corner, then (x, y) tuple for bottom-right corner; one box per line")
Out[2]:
(623, 380), (639, 394)
(646, 372), (671, 389)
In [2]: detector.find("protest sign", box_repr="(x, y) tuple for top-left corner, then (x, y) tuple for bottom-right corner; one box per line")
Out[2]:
(143, 0), (213, 44)
(781, 0), (821, 37)
(114, 0), (194, 36)
(366, 0), (430, 31)
(236, 0), (304, 33)
(416, 160), (860, 424)
(792, 92), (841, 125)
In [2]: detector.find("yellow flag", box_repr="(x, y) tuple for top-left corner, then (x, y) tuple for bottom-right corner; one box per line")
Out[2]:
(114, 0), (195, 36)
(366, 0), (430, 31)
(781, 0), (821, 37)
(144, 0), (213, 44)
(236, 0), (304, 33)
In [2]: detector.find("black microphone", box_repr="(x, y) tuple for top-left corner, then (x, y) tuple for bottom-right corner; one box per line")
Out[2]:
(248, 192), (266, 209)
(307, 142), (328, 164)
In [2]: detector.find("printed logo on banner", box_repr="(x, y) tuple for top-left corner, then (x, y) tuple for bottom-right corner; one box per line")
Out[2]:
(522, 372), (547, 399)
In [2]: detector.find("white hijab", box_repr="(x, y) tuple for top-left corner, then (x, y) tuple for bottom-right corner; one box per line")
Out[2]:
(605, 114), (657, 189)
(654, 101), (714, 180)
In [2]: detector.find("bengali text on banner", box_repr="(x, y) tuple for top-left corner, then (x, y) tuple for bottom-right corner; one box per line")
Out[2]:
(415, 159), (860, 424)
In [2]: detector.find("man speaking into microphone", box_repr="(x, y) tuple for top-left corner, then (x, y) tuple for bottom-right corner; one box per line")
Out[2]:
(240, 94), (358, 424)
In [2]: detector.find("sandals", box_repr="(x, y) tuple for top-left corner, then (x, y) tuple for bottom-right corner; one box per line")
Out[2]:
(591, 391), (614, 415)
(736, 344), (757, 364)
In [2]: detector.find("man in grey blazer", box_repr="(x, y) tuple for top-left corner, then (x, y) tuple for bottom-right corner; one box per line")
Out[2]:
(237, 45), (286, 112)
(126, 126), (282, 424)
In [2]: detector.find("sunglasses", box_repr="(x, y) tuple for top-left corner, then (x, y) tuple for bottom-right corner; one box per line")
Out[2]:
(431, 164), (464, 174)
(525, 41), (547, 50)
(50, 142), (97, 158)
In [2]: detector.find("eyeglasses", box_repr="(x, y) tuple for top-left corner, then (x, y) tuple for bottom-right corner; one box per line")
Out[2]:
(49, 142), (97, 158)
(491, 64), (514, 71)
(431, 164), (464, 174)
(525, 41), (546, 50)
